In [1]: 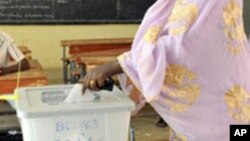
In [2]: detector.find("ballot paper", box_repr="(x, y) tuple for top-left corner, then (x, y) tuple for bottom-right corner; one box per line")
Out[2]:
(64, 84), (100, 103)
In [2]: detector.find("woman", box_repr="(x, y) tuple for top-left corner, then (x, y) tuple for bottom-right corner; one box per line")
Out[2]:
(0, 31), (30, 76)
(83, 0), (250, 140)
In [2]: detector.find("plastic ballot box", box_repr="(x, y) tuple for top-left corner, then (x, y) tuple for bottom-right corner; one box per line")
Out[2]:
(14, 85), (135, 141)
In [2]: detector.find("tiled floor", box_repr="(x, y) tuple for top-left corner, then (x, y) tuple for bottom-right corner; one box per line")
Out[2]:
(44, 68), (170, 141)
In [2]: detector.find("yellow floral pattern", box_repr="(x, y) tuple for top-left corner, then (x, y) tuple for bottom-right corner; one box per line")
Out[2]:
(225, 85), (250, 122)
(223, 1), (247, 55)
(168, 0), (198, 35)
(163, 64), (200, 112)
(143, 25), (162, 44)
(170, 128), (189, 141)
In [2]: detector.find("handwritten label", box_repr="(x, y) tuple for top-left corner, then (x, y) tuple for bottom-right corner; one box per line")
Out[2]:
(54, 114), (105, 141)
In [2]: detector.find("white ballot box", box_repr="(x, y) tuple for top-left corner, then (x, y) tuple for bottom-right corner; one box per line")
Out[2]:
(15, 85), (135, 141)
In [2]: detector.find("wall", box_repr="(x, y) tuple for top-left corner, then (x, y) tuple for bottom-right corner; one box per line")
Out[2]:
(0, 25), (139, 69)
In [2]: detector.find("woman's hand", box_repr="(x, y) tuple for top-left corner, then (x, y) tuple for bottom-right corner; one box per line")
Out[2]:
(0, 67), (5, 76)
(0, 58), (30, 76)
(82, 60), (123, 92)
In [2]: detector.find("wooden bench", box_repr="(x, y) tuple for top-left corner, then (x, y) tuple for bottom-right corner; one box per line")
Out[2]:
(0, 102), (19, 133)
(18, 46), (31, 54)
(61, 38), (132, 83)
(0, 59), (48, 94)
(0, 114), (20, 133)
(0, 101), (15, 114)
(28, 59), (43, 70)
(18, 46), (32, 60)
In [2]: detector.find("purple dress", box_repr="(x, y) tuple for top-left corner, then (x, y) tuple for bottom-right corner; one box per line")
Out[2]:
(118, 0), (250, 140)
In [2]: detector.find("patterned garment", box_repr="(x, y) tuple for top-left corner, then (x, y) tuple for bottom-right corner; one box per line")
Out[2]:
(117, 0), (250, 140)
(0, 31), (24, 67)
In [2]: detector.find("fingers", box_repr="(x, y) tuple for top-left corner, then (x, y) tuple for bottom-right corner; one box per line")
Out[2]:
(82, 72), (90, 94)
(97, 78), (105, 89)
(82, 86), (86, 95)
(0, 69), (3, 76)
(82, 73), (90, 89)
(82, 72), (103, 91)
(82, 64), (112, 91)
(89, 79), (99, 91)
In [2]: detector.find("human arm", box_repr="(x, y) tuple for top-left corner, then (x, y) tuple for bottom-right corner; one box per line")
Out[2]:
(0, 58), (30, 76)
(82, 60), (123, 91)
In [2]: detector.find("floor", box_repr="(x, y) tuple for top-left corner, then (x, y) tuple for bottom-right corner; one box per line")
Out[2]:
(43, 68), (170, 141)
